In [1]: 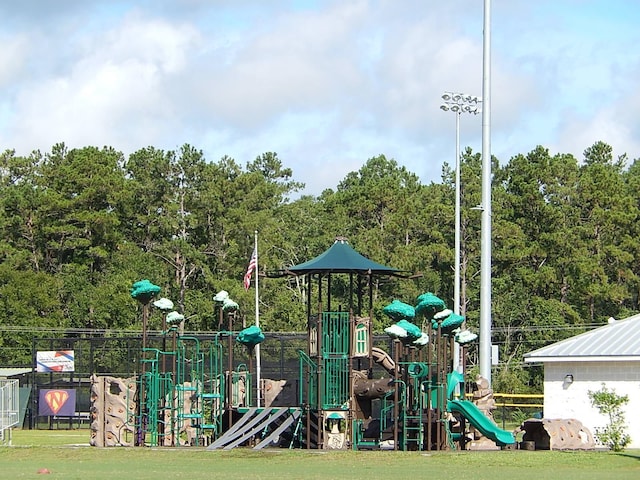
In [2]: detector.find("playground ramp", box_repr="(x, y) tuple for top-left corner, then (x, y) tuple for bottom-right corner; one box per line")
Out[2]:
(447, 400), (515, 447)
(207, 407), (301, 450)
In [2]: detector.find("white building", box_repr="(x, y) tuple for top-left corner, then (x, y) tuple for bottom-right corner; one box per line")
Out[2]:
(524, 314), (640, 449)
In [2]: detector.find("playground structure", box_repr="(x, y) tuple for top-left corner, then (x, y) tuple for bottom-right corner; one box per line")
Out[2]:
(89, 332), (248, 447)
(90, 292), (255, 447)
(90, 238), (520, 450)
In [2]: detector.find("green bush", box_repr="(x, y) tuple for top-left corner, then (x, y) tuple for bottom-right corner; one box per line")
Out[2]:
(588, 383), (631, 452)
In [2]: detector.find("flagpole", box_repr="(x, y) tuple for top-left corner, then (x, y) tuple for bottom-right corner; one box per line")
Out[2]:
(253, 230), (261, 408)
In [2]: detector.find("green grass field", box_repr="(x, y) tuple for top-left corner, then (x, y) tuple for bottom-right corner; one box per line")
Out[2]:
(1, 429), (639, 480)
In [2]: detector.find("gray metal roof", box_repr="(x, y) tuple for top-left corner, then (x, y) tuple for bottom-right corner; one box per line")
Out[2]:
(0, 367), (32, 377)
(524, 313), (640, 362)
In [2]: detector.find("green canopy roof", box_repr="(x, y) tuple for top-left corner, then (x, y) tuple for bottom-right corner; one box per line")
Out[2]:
(287, 237), (402, 276)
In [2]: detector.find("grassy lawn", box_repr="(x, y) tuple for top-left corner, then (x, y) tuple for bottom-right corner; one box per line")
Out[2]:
(2, 429), (639, 480)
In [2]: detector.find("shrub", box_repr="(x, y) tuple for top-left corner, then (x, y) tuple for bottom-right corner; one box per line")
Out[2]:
(587, 383), (631, 452)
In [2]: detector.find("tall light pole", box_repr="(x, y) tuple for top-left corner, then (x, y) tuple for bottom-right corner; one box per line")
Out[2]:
(480, 0), (493, 385)
(440, 92), (481, 374)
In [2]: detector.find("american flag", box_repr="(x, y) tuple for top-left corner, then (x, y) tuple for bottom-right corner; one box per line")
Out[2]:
(243, 248), (257, 290)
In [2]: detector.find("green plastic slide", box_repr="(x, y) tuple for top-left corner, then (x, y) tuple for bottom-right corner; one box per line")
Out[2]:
(447, 400), (515, 447)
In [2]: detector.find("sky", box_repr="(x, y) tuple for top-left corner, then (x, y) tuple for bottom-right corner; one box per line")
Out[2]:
(1, 0), (639, 197)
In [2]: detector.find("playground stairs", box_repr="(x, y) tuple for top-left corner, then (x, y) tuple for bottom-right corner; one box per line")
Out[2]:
(352, 419), (381, 450)
(176, 383), (200, 422)
(353, 438), (380, 450)
(402, 413), (424, 450)
(170, 380), (223, 445)
(200, 392), (223, 433)
(299, 410), (321, 449)
(207, 407), (302, 450)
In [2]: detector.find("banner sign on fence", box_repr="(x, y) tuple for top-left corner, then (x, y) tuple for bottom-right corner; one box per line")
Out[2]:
(36, 350), (75, 373)
(39, 389), (76, 416)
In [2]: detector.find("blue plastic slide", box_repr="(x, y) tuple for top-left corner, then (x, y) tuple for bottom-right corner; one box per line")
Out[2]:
(447, 400), (515, 447)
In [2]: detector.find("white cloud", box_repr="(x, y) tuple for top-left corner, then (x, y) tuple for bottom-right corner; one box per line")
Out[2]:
(2, 13), (200, 153)
(1, 0), (639, 196)
(555, 103), (640, 165)
(0, 33), (30, 89)
(191, 1), (369, 128)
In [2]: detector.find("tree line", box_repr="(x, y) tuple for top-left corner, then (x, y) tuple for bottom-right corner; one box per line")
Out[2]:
(1, 140), (638, 391)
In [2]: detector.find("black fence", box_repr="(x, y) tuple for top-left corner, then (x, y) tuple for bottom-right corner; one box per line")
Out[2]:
(23, 333), (319, 429)
(22, 333), (452, 429)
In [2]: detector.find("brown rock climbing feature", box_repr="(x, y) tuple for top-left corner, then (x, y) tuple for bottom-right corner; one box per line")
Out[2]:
(516, 418), (595, 450)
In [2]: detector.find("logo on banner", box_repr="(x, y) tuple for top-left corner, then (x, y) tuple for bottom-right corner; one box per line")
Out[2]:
(39, 389), (76, 416)
(36, 350), (75, 373)
(45, 390), (69, 414)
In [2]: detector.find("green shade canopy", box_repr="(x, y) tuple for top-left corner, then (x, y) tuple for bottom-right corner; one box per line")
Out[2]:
(213, 290), (229, 303)
(415, 292), (446, 319)
(153, 298), (174, 311)
(166, 311), (185, 323)
(285, 237), (402, 276)
(130, 279), (161, 303)
(237, 325), (265, 349)
(395, 319), (422, 339)
(222, 298), (239, 311)
(383, 299), (416, 321)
